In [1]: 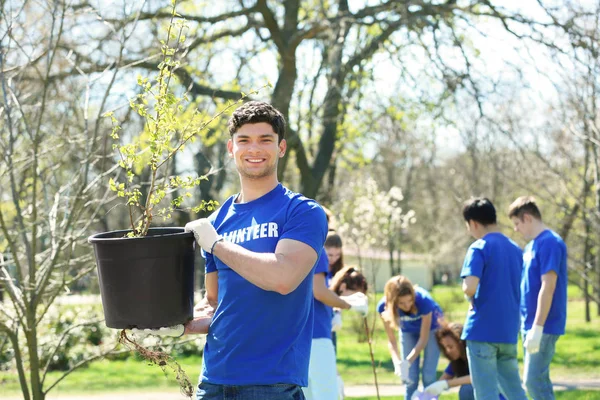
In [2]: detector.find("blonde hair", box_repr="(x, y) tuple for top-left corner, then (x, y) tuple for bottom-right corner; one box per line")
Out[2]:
(382, 275), (417, 329)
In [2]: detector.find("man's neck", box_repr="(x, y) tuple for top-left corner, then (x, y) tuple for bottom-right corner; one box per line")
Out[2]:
(529, 220), (547, 240)
(237, 175), (279, 203)
(478, 224), (500, 239)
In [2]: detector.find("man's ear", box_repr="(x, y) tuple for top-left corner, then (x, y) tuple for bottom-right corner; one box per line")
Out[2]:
(278, 139), (287, 158)
(227, 138), (233, 157)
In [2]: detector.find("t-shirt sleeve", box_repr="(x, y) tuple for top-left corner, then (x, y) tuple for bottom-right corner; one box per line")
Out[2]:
(377, 297), (386, 314)
(460, 244), (485, 279)
(415, 290), (434, 315)
(314, 249), (329, 275)
(202, 249), (217, 273)
(280, 199), (327, 254)
(444, 363), (454, 377)
(538, 238), (566, 276)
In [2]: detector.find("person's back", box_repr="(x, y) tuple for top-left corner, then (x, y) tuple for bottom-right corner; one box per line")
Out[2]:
(460, 197), (527, 400)
(461, 233), (522, 344)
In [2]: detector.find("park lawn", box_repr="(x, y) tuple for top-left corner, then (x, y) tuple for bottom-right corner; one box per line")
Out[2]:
(0, 285), (598, 396)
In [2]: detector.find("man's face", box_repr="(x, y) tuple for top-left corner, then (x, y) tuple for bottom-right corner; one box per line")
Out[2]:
(227, 122), (286, 180)
(511, 215), (531, 240)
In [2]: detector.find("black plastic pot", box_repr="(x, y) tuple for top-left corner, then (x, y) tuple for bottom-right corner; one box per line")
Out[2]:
(88, 227), (195, 329)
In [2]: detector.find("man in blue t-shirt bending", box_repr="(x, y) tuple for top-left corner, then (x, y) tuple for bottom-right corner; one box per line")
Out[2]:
(509, 196), (567, 400)
(460, 197), (527, 400)
(184, 101), (328, 400)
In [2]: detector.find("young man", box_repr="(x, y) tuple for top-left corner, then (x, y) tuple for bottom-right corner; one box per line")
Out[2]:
(184, 101), (328, 400)
(509, 196), (568, 400)
(460, 198), (527, 400)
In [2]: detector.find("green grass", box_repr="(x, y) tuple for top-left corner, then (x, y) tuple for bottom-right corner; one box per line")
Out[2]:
(351, 394), (600, 400)
(0, 285), (598, 397)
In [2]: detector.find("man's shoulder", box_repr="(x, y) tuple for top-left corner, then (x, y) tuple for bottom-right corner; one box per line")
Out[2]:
(537, 229), (566, 249)
(207, 195), (236, 222)
(280, 186), (325, 216)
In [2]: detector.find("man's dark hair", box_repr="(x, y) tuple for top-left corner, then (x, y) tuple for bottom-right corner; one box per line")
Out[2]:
(462, 197), (497, 226)
(228, 101), (286, 142)
(508, 196), (542, 221)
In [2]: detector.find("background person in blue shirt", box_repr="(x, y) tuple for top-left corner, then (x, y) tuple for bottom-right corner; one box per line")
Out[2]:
(184, 101), (327, 400)
(460, 197), (527, 400)
(509, 196), (568, 400)
(304, 252), (368, 400)
(378, 275), (442, 400)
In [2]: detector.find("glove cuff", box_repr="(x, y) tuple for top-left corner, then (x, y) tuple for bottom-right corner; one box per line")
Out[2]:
(209, 237), (224, 254)
(531, 324), (544, 335)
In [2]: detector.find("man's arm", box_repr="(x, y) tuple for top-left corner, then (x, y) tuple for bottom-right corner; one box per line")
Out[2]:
(313, 273), (351, 309)
(212, 238), (318, 295)
(462, 276), (479, 298)
(533, 271), (558, 326)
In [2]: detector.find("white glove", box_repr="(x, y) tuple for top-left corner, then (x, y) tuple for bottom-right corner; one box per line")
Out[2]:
(524, 324), (544, 354)
(331, 310), (343, 332)
(340, 292), (368, 317)
(185, 218), (222, 253)
(394, 359), (412, 384)
(424, 380), (449, 395)
(129, 324), (185, 339)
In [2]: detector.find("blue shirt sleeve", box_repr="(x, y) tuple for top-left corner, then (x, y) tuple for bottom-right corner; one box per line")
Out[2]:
(538, 238), (565, 276)
(415, 289), (434, 315)
(377, 297), (386, 314)
(461, 243), (485, 279)
(444, 363), (454, 377)
(314, 249), (329, 275)
(202, 249), (217, 273)
(280, 200), (327, 254)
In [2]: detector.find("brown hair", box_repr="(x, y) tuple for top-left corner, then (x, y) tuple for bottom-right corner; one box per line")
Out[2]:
(382, 275), (417, 329)
(330, 266), (368, 295)
(435, 322), (467, 362)
(508, 196), (542, 221)
(228, 101), (286, 142)
(324, 231), (344, 276)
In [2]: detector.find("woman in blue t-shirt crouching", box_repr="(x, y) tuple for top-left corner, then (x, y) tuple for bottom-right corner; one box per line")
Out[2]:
(378, 275), (442, 400)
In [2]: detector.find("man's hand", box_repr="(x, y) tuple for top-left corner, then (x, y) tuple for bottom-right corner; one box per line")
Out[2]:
(393, 359), (412, 384)
(424, 380), (449, 395)
(185, 218), (222, 253)
(194, 298), (215, 318)
(524, 324), (544, 354)
(340, 292), (369, 317)
(129, 324), (185, 339)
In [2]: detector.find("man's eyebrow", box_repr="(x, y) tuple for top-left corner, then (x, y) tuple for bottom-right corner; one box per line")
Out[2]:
(235, 133), (277, 139)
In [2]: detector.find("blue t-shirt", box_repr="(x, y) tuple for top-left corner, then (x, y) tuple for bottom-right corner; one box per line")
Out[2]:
(460, 232), (522, 344)
(313, 250), (333, 339)
(376, 287), (443, 333)
(201, 184), (327, 386)
(521, 229), (568, 335)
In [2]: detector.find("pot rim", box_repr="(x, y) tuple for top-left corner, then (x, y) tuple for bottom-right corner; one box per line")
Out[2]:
(88, 227), (194, 244)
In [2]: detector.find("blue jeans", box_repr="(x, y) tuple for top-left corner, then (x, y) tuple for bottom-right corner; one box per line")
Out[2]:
(466, 341), (527, 400)
(459, 384), (507, 400)
(459, 384), (475, 400)
(523, 331), (559, 400)
(196, 381), (305, 400)
(401, 330), (441, 399)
